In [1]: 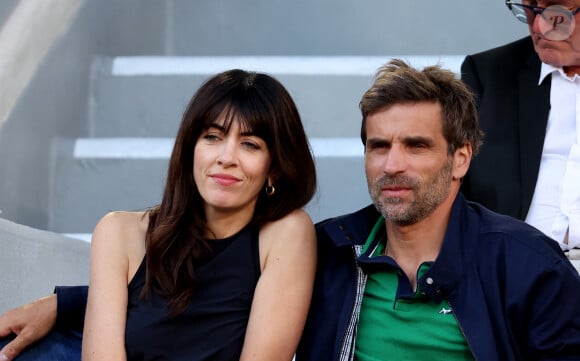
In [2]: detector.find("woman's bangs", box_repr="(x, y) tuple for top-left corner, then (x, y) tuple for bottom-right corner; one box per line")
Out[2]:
(215, 102), (271, 142)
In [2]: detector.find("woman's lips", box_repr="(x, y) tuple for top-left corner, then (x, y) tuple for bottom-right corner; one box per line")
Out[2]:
(211, 174), (240, 186)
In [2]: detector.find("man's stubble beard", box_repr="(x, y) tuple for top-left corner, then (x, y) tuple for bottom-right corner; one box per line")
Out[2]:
(368, 157), (454, 226)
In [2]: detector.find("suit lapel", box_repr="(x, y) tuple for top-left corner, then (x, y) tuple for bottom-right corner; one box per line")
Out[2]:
(518, 52), (551, 219)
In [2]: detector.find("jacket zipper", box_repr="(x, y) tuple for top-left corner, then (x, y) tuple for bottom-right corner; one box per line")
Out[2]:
(446, 298), (478, 361)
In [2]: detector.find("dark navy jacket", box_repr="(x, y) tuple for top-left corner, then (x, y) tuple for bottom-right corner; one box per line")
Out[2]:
(296, 194), (580, 361)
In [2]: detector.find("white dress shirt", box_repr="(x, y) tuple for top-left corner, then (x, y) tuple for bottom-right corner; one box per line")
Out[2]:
(525, 63), (580, 249)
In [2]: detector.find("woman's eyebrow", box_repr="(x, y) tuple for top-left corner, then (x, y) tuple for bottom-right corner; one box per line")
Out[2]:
(240, 130), (259, 137)
(206, 123), (226, 132)
(207, 122), (259, 137)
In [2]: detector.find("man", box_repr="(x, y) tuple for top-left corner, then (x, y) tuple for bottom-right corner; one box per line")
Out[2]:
(296, 59), (580, 360)
(2, 60), (580, 360)
(460, 0), (580, 250)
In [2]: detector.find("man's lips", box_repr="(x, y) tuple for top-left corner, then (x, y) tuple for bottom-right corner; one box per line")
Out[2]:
(381, 186), (411, 197)
(211, 174), (240, 186)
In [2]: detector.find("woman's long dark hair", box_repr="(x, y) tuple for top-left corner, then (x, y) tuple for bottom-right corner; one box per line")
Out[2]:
(142, 69), (317, 314)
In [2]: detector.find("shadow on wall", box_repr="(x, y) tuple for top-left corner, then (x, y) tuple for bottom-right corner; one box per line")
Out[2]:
(0, 0), (17, 25)
(0, 0), (81, 129)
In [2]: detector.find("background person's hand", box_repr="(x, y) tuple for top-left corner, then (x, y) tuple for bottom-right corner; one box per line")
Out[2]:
(0, 294), (57, 360)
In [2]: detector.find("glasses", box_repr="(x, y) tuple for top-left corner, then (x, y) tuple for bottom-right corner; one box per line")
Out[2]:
(505, 1), (580, 40)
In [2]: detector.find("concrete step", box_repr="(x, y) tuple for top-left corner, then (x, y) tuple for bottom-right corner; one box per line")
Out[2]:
(50, 137), (368, 234)
(89, 56), (464, 137)
(49, 138), (167, 233)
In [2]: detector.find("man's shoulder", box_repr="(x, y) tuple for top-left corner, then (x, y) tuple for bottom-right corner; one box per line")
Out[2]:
(469, 201), (542, 238)
(468, 36), (533, 60)
(468, 202), (567, 261)
(461, 36), (539, 88)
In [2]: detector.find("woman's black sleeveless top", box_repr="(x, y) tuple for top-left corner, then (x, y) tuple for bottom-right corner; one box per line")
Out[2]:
(125, 226), (260, 361)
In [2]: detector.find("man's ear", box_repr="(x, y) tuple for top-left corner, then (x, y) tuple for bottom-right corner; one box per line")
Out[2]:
(452, 142), (472, 180)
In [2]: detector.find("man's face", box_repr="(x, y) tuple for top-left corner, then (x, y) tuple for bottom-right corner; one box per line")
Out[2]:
(364, 102), (466, 226)
(525, 0), (580, 68)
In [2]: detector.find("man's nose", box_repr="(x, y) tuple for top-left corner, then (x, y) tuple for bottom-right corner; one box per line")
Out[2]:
(382, 146), (406, 174)
(531, 10), (543, 33)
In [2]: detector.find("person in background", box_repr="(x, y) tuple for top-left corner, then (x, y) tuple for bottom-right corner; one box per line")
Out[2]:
(460, 0), (580, 250)
(296, 59), (580, 360)
(1, 68), (318, 361)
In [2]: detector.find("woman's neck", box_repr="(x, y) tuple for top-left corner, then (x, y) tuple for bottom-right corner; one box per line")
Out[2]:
(205, 210), (253, 239)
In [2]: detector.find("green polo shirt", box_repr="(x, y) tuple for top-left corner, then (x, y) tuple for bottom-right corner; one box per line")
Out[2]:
(355, 217), (474, 361)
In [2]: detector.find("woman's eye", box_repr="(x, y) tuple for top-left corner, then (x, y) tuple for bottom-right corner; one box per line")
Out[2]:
(203, 133), (220, 141)
(242, 141), (260, 150)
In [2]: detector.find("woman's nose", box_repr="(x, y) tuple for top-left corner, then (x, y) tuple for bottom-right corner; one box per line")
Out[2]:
(216, 141), (237, 166)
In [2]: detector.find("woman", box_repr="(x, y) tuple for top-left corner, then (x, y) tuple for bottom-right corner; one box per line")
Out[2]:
(81, 69), (317, 361)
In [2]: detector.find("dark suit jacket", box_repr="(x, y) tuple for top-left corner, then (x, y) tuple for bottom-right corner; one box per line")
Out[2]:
(460, 36), (551, 220)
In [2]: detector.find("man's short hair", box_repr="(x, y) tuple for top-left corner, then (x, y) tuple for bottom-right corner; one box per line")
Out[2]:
(359, 58), (483, 155)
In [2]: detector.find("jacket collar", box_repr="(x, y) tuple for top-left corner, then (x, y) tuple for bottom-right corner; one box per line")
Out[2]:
(518, 49), (551, 219)
(419, 193), (480, 299)
(316, 204), (380, 248)
(317, 194), (481, 300)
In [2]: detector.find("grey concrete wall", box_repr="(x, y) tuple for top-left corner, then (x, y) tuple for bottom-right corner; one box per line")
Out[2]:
(0, 0), (531, 231)
(169, 0), (529, 55)
(0, 0), (168, 229)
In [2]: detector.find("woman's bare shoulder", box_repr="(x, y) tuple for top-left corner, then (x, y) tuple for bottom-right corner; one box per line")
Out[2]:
(94, 210), (147, 232)
(92, 211), (148, 249)
(258, 209), (316, 264)
(262, 209), (314, 233)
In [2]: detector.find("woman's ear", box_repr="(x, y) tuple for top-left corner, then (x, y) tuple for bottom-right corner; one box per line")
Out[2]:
(265, 172), (279, 197)
(267, 168), (281, 186)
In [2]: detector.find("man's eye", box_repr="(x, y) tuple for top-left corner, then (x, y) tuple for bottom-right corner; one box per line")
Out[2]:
(407, 140), (429, 149)
(368, 141), (389, 150)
